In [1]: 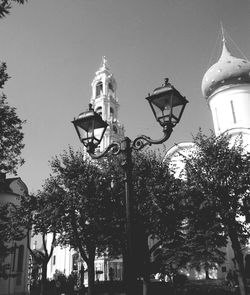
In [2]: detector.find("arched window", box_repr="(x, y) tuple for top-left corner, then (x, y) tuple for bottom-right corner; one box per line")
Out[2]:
(17, 245), (24, 272)
(113, 125), (117, 134)
(108, 82), (114, 92)
(110, 107), (114, 119)
(53, 255), (56, 265)
(96, 106), (102, 117)
(72, 253), (79, 271)
(96, 82), (103, 97)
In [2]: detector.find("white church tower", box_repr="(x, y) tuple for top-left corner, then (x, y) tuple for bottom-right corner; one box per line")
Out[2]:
(90, 56), (124, 152)
(201, 33), (250, 149)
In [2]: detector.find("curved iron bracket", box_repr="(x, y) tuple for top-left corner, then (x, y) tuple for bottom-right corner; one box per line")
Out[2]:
(88, 125), (173, 158)
(88, 142), (122, 159)
(132, 125), (173, 151)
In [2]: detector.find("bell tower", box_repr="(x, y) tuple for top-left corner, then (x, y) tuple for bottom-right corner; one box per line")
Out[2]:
(90, 57), (124, 152)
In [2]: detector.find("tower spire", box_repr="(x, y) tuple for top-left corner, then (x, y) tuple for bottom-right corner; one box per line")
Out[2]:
(98, 55), (109, 71)
(102, 56), (108, 68)
(90, 57), (124, 152)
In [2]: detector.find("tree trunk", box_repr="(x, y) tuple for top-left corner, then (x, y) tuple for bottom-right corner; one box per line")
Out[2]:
(40, 261), (48, 295)
(87, 246), (96, 295)
(228, 227), (247, 295)
(122, 247), (128, 286)
(205, 269), (210, 280)
(142, 242), (151, 295)
(140, 229), (152, 295)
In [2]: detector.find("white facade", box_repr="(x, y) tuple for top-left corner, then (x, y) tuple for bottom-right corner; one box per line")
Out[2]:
(46, 236), (75, 280)
(90, 56), (124, 152)
(209, 85), (250, 137)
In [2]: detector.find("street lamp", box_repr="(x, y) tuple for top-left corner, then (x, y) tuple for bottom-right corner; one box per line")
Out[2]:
(72, 104), (108, 154)
(72, 78), (188, 295)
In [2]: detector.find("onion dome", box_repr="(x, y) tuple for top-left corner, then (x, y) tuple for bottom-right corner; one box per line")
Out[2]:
(202, 40), (250, 99)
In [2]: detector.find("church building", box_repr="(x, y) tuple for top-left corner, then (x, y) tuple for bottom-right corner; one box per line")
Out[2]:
(166, 32), (250, 279)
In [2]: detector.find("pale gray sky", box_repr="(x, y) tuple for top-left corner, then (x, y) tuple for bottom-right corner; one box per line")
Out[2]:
(1, 0), (249, 192)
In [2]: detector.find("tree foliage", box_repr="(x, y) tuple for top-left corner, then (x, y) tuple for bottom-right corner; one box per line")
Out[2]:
(132, 149), (186, 275)
(0, 63), (25, 175)
(0, 201), (25, 278)
(184, 188), (226, 279)
(101, 148), (186, 293)
(45, 147), (115, 295)
(29, 146), (185, 295)
(184, 130), (250, 294)
(18, 180), (66, 295)
(0, 0), (27, 18)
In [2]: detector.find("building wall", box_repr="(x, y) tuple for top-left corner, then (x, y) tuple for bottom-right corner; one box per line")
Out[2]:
(209, 84), (250, 137)
(0, 179), (29, 295)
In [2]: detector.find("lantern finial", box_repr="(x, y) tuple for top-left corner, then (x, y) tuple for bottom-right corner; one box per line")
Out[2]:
(164, 78), (169, 86)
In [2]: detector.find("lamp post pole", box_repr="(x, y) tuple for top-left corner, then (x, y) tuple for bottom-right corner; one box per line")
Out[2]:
(72, 79), (188, 295)
(121, 137), (135, 294)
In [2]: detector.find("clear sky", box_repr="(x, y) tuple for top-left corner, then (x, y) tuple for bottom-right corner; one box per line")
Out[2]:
(1, 0), (250, 192)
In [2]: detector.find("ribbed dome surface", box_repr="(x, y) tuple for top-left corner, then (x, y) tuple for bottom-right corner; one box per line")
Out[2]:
(202, 42), (250, 99)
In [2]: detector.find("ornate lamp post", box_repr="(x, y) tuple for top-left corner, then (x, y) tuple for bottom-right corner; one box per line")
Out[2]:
(72, 78), (188, 295)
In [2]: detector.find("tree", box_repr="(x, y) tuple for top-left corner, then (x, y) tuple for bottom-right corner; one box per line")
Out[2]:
(102, 149), (186, 295)
(45, 146), (185, 295)
(184, 130), (250, 295)
(0, 63), (25, 175)
(19, 181), (64, 295)
(184, 187), (226, 279)
(47, 147), (115, 295)
(0, 0), (27, 19)
(137, 150), (187, 286)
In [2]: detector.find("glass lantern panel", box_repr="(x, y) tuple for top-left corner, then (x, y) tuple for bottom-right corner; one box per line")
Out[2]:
(92, 126), (106, 146)
(75, 125), (93, 145)
(171, 104), (184, 125)
(150, 94), (172, 126)
(151, 94), (172, 112)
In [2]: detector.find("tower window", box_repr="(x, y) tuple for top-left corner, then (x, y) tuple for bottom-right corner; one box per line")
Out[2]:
(108, 82), (114, 92)
(53, 255), (56, 265)
(230, 100), (236, 124)
(215, 108), (220, 132)
(110, 107), (114, 119)
(96, 82), (103, 97)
